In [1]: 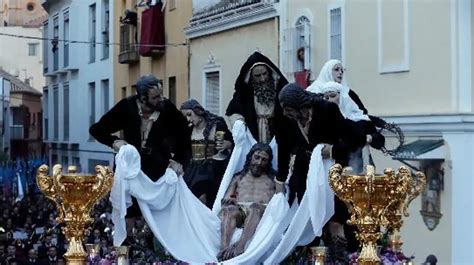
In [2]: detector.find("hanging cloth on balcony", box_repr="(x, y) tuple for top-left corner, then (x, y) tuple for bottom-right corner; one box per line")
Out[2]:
(139, 2), (165, 56)
(294, 70), (311, 89)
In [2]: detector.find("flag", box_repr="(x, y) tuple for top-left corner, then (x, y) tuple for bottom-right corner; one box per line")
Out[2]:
(16, 172), (24, 201)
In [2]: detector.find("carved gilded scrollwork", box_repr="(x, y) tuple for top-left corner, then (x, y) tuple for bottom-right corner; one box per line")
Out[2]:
(328, 164), (426, 264)
(36, 165), (113, 265)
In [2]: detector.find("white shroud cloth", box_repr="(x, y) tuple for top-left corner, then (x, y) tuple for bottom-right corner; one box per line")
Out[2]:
(110, 120), (334, 264)
(264, 145), (335, 264)
(110, 143), (289, 264)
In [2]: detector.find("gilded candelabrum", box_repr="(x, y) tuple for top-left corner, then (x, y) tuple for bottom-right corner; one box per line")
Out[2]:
(36, 165), (113, 265)
(383, 167), (426, 252)
(328, 164), (425, 265)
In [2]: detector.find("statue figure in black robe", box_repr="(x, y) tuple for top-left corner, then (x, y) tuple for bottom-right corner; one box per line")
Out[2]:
(226, 51), (290, 144)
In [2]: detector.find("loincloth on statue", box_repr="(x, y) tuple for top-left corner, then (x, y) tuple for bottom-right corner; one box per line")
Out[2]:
(219, 202), (268, 228)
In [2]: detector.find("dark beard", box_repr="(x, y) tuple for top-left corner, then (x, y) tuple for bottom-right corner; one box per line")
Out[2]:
(250, 164), (264, 177)
(253, 80), (276, 105)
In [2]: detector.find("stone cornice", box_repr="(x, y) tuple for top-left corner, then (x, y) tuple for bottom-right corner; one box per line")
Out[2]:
(185, 2), (277, 39)
(381, 113), (474, 136)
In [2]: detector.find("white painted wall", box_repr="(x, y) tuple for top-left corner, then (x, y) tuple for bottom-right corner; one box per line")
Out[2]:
(0, 26), (45, 91)
(43, 0), (114, 172)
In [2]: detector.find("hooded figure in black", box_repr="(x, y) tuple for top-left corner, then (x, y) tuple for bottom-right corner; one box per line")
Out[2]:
(226, 52), (289, 144)
(278, 83), (366, 258)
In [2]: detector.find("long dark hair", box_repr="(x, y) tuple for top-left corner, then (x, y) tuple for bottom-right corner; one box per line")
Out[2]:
(236, 143), (275, 177)
(180, 99), (225, 147)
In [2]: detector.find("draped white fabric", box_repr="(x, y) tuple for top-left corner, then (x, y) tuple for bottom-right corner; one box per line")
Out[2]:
(111, 144), (289, 264)
(319, 81), (370, 122)
(110, 122), (334, 264)
(264, 145), (335, 264)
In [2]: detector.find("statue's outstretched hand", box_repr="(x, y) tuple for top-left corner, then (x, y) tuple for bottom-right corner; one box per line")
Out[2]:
(168, 159), (183, 176)
(221, 197), (237, 206)
(112, 140), (128, 152)
(275, 182), (286, 194)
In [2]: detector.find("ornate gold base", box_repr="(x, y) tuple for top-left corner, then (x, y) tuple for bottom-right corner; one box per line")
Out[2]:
(357, 241), (380, 265)
(389, 229), (403, 252)
(310, 246), (327, 265)
(64, 253), (87, 265)
(116, 246), (130, 265)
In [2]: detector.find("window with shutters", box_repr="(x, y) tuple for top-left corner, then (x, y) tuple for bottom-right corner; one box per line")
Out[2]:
(168, 76), (176, 105)
(330, 7), (342, 60)
(89, 82), (96, 139)
(295, 16), (311, 71)
(53, 16), (59, 71)
(89, 3), (97, 63)
(64, 10), (69, 67)
(63, 82), (69, 141)
(53, 85), (58, 140)
(101, 79), (109, 114)
(204, 71), (220, 114)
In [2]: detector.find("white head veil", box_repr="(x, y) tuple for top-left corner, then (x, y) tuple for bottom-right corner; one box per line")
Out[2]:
(319, 81), (370, 122)
(306, 59), (343, 93)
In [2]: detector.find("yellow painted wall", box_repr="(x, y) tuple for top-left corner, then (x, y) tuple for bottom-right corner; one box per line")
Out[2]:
(288, 0), (453, 116)
(189, 19), (279, 116)
(113, 0), (191, 105)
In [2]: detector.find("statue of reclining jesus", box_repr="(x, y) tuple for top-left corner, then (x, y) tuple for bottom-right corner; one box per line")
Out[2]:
(218, 143), (276, 261)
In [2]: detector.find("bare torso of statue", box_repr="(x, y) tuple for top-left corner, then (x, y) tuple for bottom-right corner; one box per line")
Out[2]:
(234, 172), (275, 204)
(217, 143), (276, 261)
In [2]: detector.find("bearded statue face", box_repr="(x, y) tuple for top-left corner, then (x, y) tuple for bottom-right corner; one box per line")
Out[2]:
(250, 65), (276, 105)
(249, 150), (271, 177)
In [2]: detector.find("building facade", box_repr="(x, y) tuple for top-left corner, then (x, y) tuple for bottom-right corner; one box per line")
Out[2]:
(185, 0), (280, 115)
(42, 0), (114, 173)
(0, 69), (43, 159)
(0, 26), (45, 91)
(0, 0), (47, 27)
(113, 0), (192, 106)
(280, 0), (473, 264)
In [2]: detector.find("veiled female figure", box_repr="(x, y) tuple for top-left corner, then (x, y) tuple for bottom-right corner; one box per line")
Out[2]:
(180, 99), (233, 208)
(318, 81), (385, 172)
(307, 59), (387, 129)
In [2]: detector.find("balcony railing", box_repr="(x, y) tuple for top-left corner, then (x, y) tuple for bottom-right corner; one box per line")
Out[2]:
(119, 23), (139, 64)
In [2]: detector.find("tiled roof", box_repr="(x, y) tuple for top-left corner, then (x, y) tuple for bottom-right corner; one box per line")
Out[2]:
(23, 14), (48, 27)
(0, 68), (42, 96)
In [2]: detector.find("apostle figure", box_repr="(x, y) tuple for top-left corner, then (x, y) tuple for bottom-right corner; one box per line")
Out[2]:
(277, 83), (366, 261)
(89, 75), (191, 245)
(226, 51), (289, 145)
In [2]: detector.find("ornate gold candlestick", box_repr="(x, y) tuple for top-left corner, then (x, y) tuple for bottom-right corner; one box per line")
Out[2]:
(310, 246), (327, 265)
(37, 165), (113, 265)
(384, 168), (426, 252)
(328, 165), (425, 265)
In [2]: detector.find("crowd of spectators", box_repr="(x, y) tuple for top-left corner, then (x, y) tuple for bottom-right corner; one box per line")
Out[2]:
(0, 188), (177, 265)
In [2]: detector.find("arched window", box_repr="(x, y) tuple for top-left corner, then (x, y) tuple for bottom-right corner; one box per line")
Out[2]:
(295, 16), (311, 71)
